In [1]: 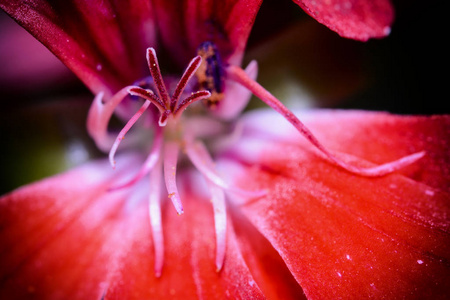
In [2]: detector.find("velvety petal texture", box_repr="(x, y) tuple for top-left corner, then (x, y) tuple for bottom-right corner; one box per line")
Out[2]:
(1, 110), (449, 299)
(102, 174), (266, 299)
(1, 0), (448, 298)
(0, 0), (157, 96)
(0, 158), (140, 299)
(224, 110), (450, 298)
(0, 159), (265, 299)
(293, 0), (394, 40)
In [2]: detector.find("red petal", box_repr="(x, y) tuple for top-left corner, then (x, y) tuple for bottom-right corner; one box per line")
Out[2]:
(242, 110), (450, 192)
(229, 201), (307, 299)
(0, 164), (266, 298)
(293, 0), (394, 40)
(230, 110), (450, 298)
(0, 0), (157, 96)
(297, 111), (450, 192)
(152, 0), (262, 67)
(0, 158), (141, 299)
(93, 174), (265, 299)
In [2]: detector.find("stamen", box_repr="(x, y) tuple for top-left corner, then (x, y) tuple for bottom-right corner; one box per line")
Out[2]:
(163, 141), (184, 215)
(149, 158), (164, 277)
(185, 138), (266, 198)
(109, 127), (163, 191)
(205, 179), (227, 272)
(108, 100), (151, 169)
(147, 48), (170, 106)
(195, 41), (225, 108)
(227, 65), (425, 177)
(87, 86), (139, 152)
(171, 55), (202, 111)
(87, 91), (106, 149)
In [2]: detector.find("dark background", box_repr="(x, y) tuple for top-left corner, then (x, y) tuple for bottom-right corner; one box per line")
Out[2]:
(247, 0), (447, 114)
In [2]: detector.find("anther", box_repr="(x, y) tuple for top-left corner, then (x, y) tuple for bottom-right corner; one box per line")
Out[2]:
(195, 41), (225, 108)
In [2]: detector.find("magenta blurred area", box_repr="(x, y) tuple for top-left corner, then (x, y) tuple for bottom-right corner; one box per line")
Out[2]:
(0, 10), (81, 104)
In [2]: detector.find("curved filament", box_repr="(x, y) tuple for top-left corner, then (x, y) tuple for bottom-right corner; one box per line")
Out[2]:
(149, 158), (164, 277)
(206, 179), (227, 272)
(87, 86), (140, 152)
(227, 65), (425, 177)
(109, 127), (163, 191)
(185, 138), (266, 198)
(163, 141), (184, 215)
(109, 100), (151, 168)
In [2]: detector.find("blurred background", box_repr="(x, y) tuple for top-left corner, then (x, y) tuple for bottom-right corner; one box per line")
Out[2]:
(0, 0), (447, 194)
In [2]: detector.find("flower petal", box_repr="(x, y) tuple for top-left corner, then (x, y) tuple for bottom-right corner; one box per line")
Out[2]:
(293, 0), (394, 40)
(152, 0), (262, 67)
(225, 110), (450, 298)
(0, 0), (157, 96)
(0, 161), (267, 298)
(0, 156), (142, 299)
(228, 199), (307, 299)
(241, 109), (450, 192)
(103, 172), (265, 299)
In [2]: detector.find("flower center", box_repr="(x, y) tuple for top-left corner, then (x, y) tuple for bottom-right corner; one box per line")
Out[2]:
(86, 43), (426, 277)
(86, 46), (264, 276)
(130, 48), (211, 127)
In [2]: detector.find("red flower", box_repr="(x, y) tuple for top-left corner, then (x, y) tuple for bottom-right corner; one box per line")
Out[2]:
(1, 0), (449, 299)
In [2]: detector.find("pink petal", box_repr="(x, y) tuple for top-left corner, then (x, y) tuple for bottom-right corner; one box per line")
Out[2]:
(213, 60), (258, 120)
(0, 0), (157, 96)
(0, 158), (267, 298)
(226, 110), (450, 298)
(152, 0), (262, 67)
(229, 201), (307, 299)
(293, 0), (394, 40)
(0, 156), (142, 299)
(241, 109), (450, 192)
(102, 173), (265, 298)
(0, 13), (74, 94)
